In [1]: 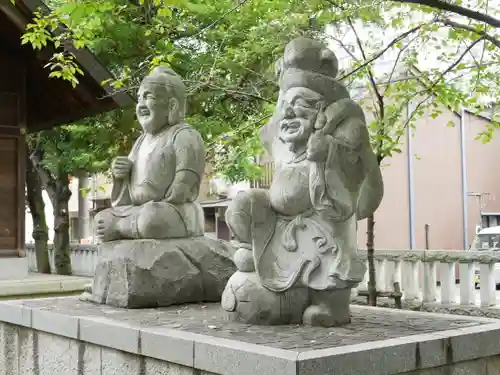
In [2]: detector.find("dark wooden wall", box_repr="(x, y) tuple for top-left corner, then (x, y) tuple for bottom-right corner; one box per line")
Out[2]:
(0, 56), (26, 256)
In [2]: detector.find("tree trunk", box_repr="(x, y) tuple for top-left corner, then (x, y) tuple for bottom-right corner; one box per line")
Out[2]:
(51, 170), (72, 275)
(25, 150), (51, 274)
(29, 147), (73, 275)
(366, 214), (377, 306)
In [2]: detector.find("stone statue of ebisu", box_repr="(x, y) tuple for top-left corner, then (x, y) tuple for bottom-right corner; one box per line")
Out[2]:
(221, 37), (384, 327)
(81, 67), (236, 308)
(95, 66), (205, 241)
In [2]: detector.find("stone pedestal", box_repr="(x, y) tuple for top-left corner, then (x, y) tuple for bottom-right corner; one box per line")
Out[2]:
(82, 237), (236, 308)
(222, 271), (352, 326)
(1, 297), (500, 375)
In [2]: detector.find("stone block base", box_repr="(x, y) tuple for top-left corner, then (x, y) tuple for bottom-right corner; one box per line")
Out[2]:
(1, 297), (500, 374)
(222, 271), (351, 326)
(82, 237), (236, 308)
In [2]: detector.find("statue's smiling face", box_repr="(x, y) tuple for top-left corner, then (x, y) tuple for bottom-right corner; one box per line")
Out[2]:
(279, 87), (321, 146)
(136, 82), (172, 134)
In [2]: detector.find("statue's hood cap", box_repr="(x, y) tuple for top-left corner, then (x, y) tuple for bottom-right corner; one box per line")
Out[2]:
(141, 66), (186, 92)
(277, 37), (349, 103)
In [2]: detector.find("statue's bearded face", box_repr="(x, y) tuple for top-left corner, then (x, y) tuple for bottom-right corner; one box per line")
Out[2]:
(278, 87), (322, 147)
(136, 81), (179, 134)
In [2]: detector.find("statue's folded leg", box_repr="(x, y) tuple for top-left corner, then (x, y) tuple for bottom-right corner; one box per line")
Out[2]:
(225, 189), (272, 272)
(223, 190), (304, 324)
(136, 201), (189, 239)
(225, 191), (254, 245)
(95, 201), (191, 242)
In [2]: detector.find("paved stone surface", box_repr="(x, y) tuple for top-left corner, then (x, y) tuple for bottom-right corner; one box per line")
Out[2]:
(13, 297), (485, 352)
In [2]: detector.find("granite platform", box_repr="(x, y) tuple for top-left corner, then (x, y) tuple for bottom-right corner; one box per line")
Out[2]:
(0, 297), (500, 374)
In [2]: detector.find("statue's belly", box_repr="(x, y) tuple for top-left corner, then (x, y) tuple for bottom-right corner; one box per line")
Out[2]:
(129, 150), (175, 205)
(269, 162), (312, 216)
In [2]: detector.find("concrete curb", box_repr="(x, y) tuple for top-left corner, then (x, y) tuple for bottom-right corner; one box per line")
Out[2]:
(0, 299), (499, 375)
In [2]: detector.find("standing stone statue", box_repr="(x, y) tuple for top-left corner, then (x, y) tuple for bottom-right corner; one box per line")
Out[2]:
(81, 66), (236, 308)
(221, 37), (383, 327)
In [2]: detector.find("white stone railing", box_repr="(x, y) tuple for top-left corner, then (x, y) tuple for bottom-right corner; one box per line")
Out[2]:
(357, 249), (500, 308)
(26, 244), (99, 277)
(25, 245), (500, 308)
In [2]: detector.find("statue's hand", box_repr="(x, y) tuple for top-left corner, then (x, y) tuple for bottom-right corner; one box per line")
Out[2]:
(307, 133), (331, 162)
(111, 156), (133, 179)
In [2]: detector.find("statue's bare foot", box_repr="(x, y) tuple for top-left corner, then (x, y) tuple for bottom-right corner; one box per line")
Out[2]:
(95, 214), (120, 243)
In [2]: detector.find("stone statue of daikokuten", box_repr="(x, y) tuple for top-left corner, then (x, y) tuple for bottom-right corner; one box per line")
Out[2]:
(221, 37), (384, 327)
(81, 66), (236, 309)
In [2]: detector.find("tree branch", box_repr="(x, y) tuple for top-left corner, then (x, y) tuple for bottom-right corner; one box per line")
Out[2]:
(189, 0), (250, 40)
(340, 23), (427, 80)
(384, 34), (419, 91)
(392, 38), (485, 145)
(428, 36), (485, 91)
(348, 19), (385, 119)
(390, 0), (500, 28)
(440, 19), (500, 48)
(184, 80), (274, 103)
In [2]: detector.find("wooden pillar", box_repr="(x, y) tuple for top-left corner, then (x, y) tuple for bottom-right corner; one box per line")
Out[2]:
(0, 55), (26, 258)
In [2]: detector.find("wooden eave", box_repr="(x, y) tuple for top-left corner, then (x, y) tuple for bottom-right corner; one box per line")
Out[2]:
(0, 0), (134, 133)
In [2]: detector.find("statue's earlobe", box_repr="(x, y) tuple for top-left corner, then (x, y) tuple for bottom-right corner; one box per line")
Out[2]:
(169, 98), (179, 113)
(275, 58), (283, 81)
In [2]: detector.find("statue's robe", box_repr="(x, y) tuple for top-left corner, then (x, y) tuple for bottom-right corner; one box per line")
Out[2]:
(105, 122), (205, 239)
(240, 99), (383, 292)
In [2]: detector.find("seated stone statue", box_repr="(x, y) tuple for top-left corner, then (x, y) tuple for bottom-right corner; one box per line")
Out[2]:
(95, 66), (205, 241)
(81, 67), (236, 308)
(221, 37), (384, 327)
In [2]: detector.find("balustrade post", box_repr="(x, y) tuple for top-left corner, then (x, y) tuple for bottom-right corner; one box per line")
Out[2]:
(70, 247), (77, 275)
(459, 262), (475, 305)
(49, 247), (55, 274)
(384, 260), (394, 291)
(394, 260), (403, 286)
(479, 262), (496, 307)
(376, 259), (387, 291)
(359, 260), (369, 291)
(403, 260), (420, 300)
(422, 261), (437, 302)
(27, 247), (35, 272)
(439, 262), (456, 304)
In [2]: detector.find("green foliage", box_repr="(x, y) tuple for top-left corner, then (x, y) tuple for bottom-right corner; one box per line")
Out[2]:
(27, 108), (139, 178)
(21, 0), (500, 182)
(22, 0), (332, 181)
(327, 0), (500, 161)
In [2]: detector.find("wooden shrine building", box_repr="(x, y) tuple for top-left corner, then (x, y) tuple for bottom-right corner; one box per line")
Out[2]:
(0, 0), (133, 278)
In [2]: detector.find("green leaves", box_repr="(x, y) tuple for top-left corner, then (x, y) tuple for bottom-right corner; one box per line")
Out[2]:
(45, 53), (84, 88)
(20, 0), (500, 182)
